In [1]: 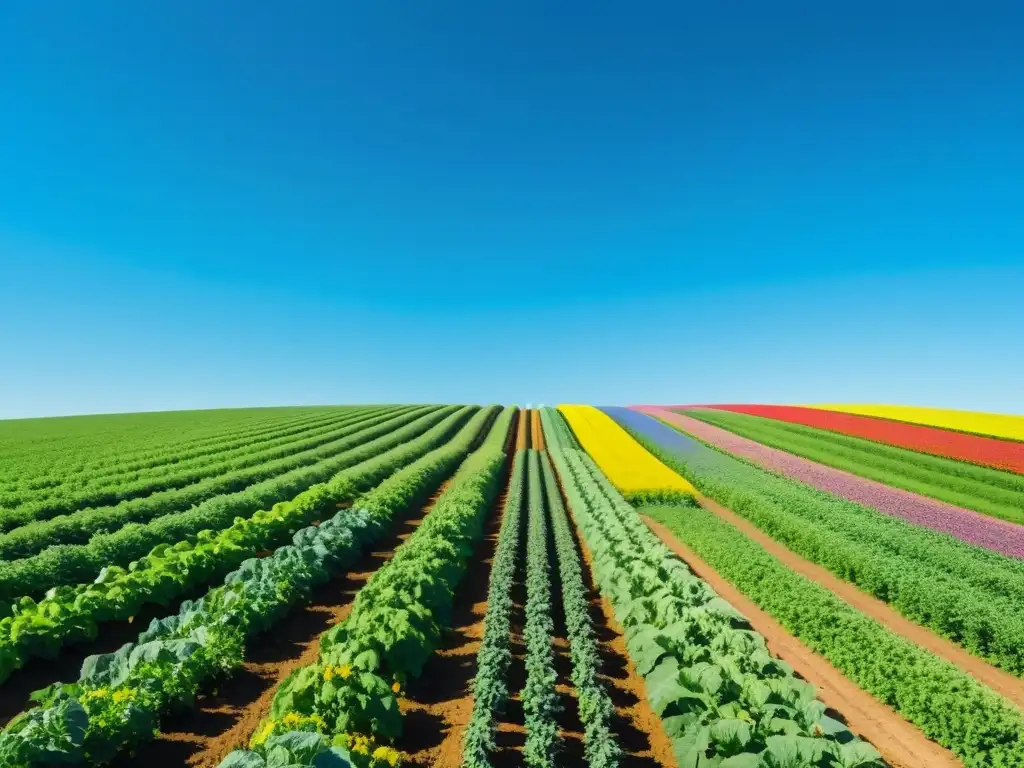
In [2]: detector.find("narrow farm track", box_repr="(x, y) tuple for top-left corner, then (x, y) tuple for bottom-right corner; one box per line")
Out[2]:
(643, 516), (963, 768)
(116, 489), (448, 768)
(395, 457), (513, 766)
(690, 493), (1024, 709)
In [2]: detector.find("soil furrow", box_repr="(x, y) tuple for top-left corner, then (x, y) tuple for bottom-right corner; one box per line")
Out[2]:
(114, 489), (446, 768)
(396, 437), (517, 767)
(694, 493), (1024, 709)
(644, 516), (963, 768)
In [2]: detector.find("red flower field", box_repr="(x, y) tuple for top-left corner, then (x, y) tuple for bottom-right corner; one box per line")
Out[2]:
(682, 404), (1024, 474)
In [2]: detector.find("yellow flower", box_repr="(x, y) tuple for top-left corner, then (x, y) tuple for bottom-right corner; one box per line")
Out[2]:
(558, 406), (696, 497)
(372, 746), (402, 766)
(81, 688), (110, 702)
(251, 719), (276, 747)
(323, 666), (335, 681)
(804, 403), (1024, 442)
(112, 689), (136, 705)
(282, 712), (303, 727)
(391, 681), (401, 694)
(309, 713), (327, 730)
(338, 664), (352, 680)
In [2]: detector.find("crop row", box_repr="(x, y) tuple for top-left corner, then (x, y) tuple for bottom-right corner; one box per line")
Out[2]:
(660, 408), (1024, 558)
(557, 405), (695, 505)
(0, 407), (363, 501)
(0, 407), (489, 686)
(222, 407), (516, 767)
(0, 407), (383, 517)
(0, 407), (417, 556)
(682, 407), (1024, 525)
(696, 404), (1024, 474)
(0, 406), (502, 767)
(806, 403), (1024, 443)
(540, 407), (883, 768)
(539, 452), (619, 767)
(644, 504), (1024, 767)
(0, 407), (399, 530)
(0, 407), (354, 488)
(609, 407), (1024, 676)
(0, 406), (460, 604)
(521, 451), (561, 767)
(461, 450), (525, 768)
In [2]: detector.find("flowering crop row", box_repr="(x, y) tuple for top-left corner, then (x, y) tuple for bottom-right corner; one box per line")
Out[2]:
(219, 407), (515, 768)
(0, 407), (478, 687)
(609, 406), (1024, 675)
(0, 406), (398, 530)
(557, 405), (695, 504)
(685, 406), (1024, 522)
(689, 404), (1024, 474)
(805, 403), (1024, 443)
(665, 407), (1024, 550)
(0, 407), (453, 605)
(0, 407), (501, 767)
(540, 408), (881, 768)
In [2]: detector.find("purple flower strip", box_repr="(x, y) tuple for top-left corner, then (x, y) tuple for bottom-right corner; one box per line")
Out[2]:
(633, 406), (1024, 559)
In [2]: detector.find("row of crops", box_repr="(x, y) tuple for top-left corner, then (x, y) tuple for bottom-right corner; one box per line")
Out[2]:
(0, 399), (1022, 767)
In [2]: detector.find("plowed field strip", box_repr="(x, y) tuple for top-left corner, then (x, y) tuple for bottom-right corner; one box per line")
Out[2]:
(116, 489), (446, 768)
(643, 516), (962, 768)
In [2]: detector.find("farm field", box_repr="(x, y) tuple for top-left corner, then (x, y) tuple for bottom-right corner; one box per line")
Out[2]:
(0, 403), (1022, 768)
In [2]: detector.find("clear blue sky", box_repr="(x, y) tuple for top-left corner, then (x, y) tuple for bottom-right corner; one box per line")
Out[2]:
(2, 1), (1022, 419)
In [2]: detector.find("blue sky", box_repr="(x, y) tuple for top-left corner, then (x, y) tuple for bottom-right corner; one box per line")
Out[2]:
(2, 1), (1022, 419)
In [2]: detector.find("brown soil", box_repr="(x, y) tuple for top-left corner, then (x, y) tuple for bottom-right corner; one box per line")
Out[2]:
(116, 488), (448, 768)
(395, 456), (512, 767)
(694, 494), (1024, 712)
(644, 516), (963, 768)
(531, 410), (545, 452)
(516, 410), (529, 451)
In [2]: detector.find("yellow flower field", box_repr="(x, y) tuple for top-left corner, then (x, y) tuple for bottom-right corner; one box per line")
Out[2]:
(558, 404), (696, 501)
(804, 404), (1024, 442)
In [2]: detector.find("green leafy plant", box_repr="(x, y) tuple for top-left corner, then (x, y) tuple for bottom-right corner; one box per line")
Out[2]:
(520, 451), (561, 767)
(0, 406), (476, 685)
(0, 406), (452, 604)
(539, 408), (882, 768)
(460, 451), (525, 768)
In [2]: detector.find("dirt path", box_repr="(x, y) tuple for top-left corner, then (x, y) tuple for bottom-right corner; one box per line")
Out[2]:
(118, 489), (445, 768)
(531, 410), (545, 451)
(396, 461), (511, 767)
(644, 516), (963, 768)
(516, 410), (529, 451)
(692, 494), (1024, 710)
